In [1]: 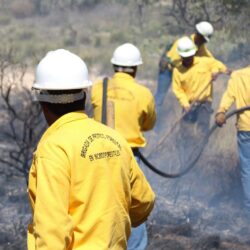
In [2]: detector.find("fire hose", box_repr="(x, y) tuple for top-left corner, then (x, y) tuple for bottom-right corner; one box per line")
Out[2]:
(138, 106), (250, 178)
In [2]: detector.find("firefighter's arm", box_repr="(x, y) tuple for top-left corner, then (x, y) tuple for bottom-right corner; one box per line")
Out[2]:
(159, 53), (175, 71)
(215, 77), (236, 127)
(203, 46), (214, 58)
(159, 42), (175, 71)
(32, 146), (73, 249)
(141, 91), (156, 131)
(217, 77), (236, 114)
(129, 155), (155, 227)
(172, 69), (190, 109)
(211, 58), (228, 74)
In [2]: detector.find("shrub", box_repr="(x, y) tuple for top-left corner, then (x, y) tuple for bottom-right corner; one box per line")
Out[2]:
(10, 0), (35, 19)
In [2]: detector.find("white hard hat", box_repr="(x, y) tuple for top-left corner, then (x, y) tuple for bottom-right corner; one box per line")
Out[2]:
(177, 37), (197, 58)
(111, 43), (143, 66)
(195, 21), (214, 42)
(33, 49), (92, 90)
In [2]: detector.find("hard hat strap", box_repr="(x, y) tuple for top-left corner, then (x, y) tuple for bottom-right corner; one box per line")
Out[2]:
(34, 89), (86, 104)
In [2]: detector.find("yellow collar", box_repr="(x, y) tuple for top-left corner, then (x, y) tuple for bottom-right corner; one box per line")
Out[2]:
(42, 111), (88, 140)
(113, 72), (135, 82)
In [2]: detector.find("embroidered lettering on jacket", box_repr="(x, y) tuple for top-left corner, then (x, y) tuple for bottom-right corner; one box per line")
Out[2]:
(80, 133), (121, 161)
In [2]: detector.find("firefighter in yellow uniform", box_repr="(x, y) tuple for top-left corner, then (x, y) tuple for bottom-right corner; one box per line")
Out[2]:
(167, 23), (214, 68)
(91, 43), (156, 250)
(215, 66), (250, 217)
(155, 21), (217, 113)
(27, 49), (155, 250)
(172, 36), (227, 135)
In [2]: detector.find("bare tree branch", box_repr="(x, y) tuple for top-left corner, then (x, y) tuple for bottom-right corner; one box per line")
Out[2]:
(0, 47), (45, 181)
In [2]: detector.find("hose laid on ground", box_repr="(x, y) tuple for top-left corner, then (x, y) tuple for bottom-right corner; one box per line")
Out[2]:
(138, 106), (250, 178)
(148, 80), (214, 158)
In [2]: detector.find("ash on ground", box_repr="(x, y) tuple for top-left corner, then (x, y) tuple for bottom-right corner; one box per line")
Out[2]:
(1, 77), (250, 250)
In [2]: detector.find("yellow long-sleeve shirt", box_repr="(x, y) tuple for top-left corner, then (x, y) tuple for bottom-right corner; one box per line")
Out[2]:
(166, 34), (214, 68)
(27, 111), (155, 250)
(91, 72), (156, 148)
(217, 66), (250, 131)
(172, 57), (227, 108)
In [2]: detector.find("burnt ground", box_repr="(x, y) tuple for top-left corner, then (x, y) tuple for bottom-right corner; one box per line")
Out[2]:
(146, 194), (250, 250)
(0, 175), (29, 250)
(1, 74), (250, 249)
(142, 77), (250, 250)
(1, 171), (250, 250)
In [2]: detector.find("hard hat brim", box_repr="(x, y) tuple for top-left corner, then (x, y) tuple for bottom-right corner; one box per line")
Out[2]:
(110, 58), (143, 67)
(203, 36), (210, 42)
(32, 80), (92, 90)
(178, 49), (197, 58)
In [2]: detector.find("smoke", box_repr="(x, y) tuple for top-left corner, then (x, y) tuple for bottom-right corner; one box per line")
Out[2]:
(141, 75), (250, 248)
